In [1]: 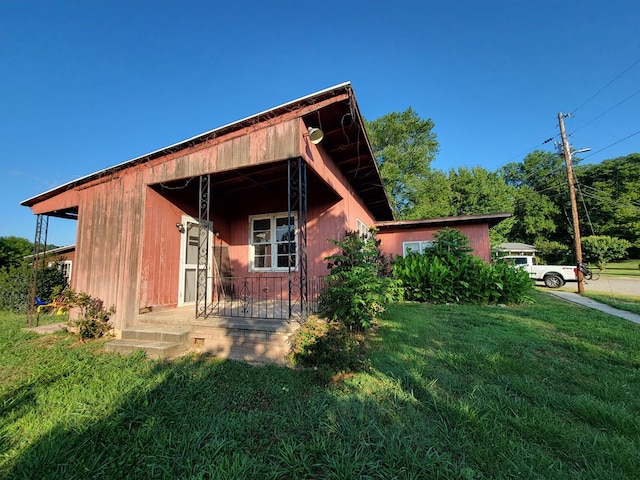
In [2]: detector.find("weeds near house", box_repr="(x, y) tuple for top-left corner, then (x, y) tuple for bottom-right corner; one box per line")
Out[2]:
(1, 290), (639, 479)
(287, 317), (371, 375)
(58, 289), (115, 339)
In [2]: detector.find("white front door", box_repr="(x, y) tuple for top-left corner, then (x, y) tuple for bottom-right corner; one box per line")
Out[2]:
(178, 216), (212, 306)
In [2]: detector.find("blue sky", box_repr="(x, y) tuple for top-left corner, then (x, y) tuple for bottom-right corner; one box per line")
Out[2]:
(1, 1), (638, 246)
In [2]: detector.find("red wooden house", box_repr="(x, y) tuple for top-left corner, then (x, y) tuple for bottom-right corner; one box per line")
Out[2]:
(22, 83), (508, 361)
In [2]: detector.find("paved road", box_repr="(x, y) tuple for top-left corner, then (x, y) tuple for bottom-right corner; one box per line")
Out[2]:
(553, 276), (639, 297)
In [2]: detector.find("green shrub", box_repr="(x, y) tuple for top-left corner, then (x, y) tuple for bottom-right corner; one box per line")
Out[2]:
(287, 317), (370, 374)
(0, 263), (67, 313)
(394, 228), (533, 305)
(534, 240), (571, 264)
(319, 229), (400, 330)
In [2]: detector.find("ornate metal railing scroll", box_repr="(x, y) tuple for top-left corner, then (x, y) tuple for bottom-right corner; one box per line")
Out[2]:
(196, 174), (211, 318)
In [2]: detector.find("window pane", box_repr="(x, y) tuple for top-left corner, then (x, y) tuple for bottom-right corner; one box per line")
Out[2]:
(420, 241), (434, 254)
(277, 252), (295, 268)
(254, 244), (271, 268)
(404, 242), (420, 256)
(186, 223), (199, 264)
(252, 218), (271, 244)
(184, 268), (196, 303)
(275, 217), (295, 243)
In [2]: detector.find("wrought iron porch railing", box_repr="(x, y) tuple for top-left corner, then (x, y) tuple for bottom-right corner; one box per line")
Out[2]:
(202, 276), (325, 320)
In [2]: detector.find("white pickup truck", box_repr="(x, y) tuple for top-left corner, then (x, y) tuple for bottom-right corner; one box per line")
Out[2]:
(498, 256), (578, 288)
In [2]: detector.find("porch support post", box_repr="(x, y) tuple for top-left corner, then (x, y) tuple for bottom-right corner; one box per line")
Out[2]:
(287, 158), (308, 320)
(27, 214), (49, 326)
(196, 174), (211, 319)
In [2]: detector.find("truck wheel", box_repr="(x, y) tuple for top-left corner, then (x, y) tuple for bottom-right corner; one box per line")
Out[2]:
(544, 274), (564, 288)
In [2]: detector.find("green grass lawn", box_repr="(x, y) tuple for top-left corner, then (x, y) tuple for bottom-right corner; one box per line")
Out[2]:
(600, 259), (640, 277)
(583, 292), (640, 316)
(2, 293), (639, 479)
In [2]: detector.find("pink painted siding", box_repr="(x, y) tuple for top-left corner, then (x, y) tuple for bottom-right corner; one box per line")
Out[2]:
(377, 223), (492, 262)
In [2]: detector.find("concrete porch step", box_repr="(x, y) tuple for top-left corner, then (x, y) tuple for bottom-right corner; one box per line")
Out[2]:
(104, 339), (188, 360)
(121, 325), (191, 343)
(105, 325), (191, 359)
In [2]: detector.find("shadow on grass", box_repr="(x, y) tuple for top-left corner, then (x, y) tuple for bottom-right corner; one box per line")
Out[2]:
(1, 341), (456, 479)
(2, 296), (640, 479)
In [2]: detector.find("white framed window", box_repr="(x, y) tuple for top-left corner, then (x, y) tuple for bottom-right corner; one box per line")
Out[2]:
(403, 240), (434, 256)
(48, 260), (72, 286)
(249, 212), (297, 271)
(356, 219), (370, 238)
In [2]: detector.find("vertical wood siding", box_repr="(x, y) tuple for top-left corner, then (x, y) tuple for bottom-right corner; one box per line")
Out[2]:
(27, 114), (387, 327)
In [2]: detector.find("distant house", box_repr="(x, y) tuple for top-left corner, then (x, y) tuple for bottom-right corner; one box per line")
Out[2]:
(494, 242), (536, 257)
(21, 83), (509, 359)
(25, 244), (75, 287)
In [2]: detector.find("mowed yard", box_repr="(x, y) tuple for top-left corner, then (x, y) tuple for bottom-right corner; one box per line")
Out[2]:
(1, 290), (639, 479)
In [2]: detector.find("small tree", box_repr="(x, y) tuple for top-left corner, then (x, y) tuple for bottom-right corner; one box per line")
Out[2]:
(426, 227), (473, 259)
(581, 235), (632, 270)
(319, 229), (399, 330)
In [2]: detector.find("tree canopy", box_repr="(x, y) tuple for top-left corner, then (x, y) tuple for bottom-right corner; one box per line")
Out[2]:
(365, 108), (639, 257)
(365, 108), (440, 219)
(0, 236), (33, 269)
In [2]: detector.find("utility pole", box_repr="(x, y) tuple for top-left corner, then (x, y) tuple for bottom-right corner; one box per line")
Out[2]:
(558, 112), (584, 294)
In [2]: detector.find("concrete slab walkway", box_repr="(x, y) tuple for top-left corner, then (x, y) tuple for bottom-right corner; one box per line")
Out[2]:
(24, 322), (69, 334)
(548, 291), (640, 326)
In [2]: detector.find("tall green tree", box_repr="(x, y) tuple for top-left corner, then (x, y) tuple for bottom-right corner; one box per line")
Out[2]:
(500, 150), (570, 244)
(404, 169), (455, 219)
(0, 236), (33, 269)
(448, 166), (515, 216)
(575, 154), (640, 253)
(365, 108), (440, 219)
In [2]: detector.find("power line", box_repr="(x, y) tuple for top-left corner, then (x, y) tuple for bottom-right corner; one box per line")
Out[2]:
(571, 56), (640, 115)
(582, 129), (640, 160)
(570, 87), (640, 135)
(577, 183), (640, 209)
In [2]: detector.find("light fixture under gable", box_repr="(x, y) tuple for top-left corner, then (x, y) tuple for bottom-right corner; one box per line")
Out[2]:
(307, 126), (324, 144)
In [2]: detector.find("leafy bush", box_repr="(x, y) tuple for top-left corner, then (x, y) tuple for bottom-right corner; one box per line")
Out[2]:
(287, 317), (370, 374)
(58, 289), (115, 340)
(534, 240), (571, 264)
(319, 229), (400, 330)
(0, 263), (67, 313)
(394, 228), (532, 304)
(581, 235), (632, 270)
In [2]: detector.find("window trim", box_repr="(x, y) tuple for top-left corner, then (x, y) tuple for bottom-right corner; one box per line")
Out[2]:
(249, 212), (298, 272)
(48, 259), (73, 286)
(402, 240), (434, 256)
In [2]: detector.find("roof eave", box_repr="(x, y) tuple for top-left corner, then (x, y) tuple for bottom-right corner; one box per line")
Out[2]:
(375, 212), (512, 229)
(21, 82), (355, 208)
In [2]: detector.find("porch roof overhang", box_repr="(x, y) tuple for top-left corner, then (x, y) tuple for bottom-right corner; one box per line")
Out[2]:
(20, 82), (394, 221)
(375, 212), (512, 230)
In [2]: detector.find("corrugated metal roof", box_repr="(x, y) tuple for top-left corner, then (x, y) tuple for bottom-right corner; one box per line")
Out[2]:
(21, 82), (358, 207)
